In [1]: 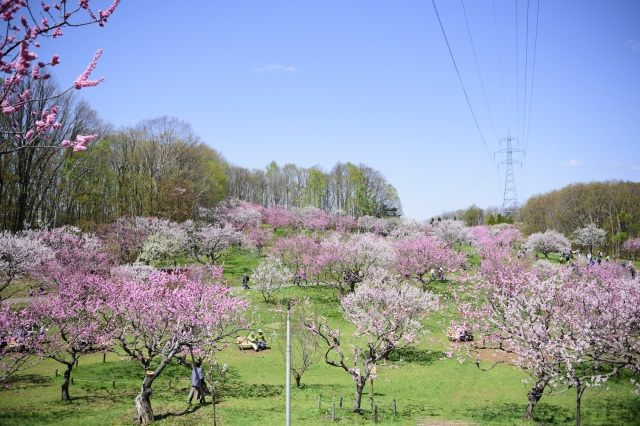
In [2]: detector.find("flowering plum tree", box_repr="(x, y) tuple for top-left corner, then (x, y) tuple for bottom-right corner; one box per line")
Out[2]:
(0, 302), (43, 380)
(524, 229), (571, 259)
(319, 232), (394, 294)
(261, 205), (293, 230)
(331, 210), (357, 233)
(572, 224), (606, 255)
(291, 206), (332, 232)
(194, 222), (248, 264)
(470, 224), (523, 251)
(245, 226), (273, 253)
(271, 233), (323, 284)
(209, 199), (262, 231)
(1, 0), (120, 155)
(394, 236), (465, 289)
(106, 267), (249, 424)
(97, 217), (171, 263)
(0, 231), (53, 301)
(305, 281), (439, 412)
(431, 219), (470, 251)
(455, 253), (640, 423)
(137, 225), (188, 267)
(623, 237), (640, 259)
(26, 271), (112, 400)
(251, 256), (293, 302)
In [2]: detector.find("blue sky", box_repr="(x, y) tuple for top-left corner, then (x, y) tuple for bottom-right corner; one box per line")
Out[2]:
(39, 0), (640, 221)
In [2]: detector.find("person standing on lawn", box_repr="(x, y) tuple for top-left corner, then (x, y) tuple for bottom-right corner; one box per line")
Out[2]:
(188, 362), (206, 405)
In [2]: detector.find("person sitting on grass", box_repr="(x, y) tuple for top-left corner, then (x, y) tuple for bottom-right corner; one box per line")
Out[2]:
(256, 329), (267, 351)
(246, 330), (258, 351)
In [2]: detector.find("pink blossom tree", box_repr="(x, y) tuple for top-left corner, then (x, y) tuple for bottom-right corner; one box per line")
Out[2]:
(25, 271), (112, 400)
(28, 226), (116, 288)
(623, 237), (640, 260)
(0, 302), (44, 380)
(106, 267), (249, 424)
(96, 217), (171, 263)
(394, 236), (466, 289)
(271, 233), (323, 285)
(245, 226), (273, 253)
(291, 206), (332, 232)
(262, 205), (293, 231)
(318, 232), (394, 294)
(455, 253), (640, 424)
(1, 0), (120, 155)
(305, 281), (439, 412)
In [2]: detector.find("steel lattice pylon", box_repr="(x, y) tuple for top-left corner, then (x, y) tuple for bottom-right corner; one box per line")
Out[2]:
(496, 131), (523, 218)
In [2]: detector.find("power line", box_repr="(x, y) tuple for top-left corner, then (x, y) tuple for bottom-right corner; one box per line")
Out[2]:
(492, 0), (510, 130)
(461, 0), (499, 142)
(431, 0), (497, 169)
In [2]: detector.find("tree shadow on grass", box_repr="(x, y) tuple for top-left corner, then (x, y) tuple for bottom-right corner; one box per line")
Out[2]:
(469, 402), (573, 425)
(387, 348), (445, 366)
(2, 373), (53, 389)
(590, 397), (640, 426)
(470, 398), (640, 425)
(214, 365), (282, 401)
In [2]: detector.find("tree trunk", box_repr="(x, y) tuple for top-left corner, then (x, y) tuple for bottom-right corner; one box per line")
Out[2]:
(576, 382), (586, 426)
(134, 372), (155, 425)
(294, 373), (302, 388)
(524, 376), (547, 421)
(353, 377), (365, 413)
(61, 363), (73, 401)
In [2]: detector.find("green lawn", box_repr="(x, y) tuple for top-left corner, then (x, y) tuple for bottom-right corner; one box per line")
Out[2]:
(1, 284), (639, 425)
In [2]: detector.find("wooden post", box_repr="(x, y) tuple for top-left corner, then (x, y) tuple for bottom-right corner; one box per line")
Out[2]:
(393, 399), (397, 416)
(55, 369), (58, 377)
(112, 380), (115, 389)
(370, 396), (374, 410)
(331, 402), (335, 421)
(339, 396), (343, 408)
(374, 405), (378, 423)
(318, 395), (321, 410)
(103, 351), (106, 363)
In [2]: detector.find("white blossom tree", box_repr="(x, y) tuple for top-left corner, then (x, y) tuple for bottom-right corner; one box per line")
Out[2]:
(252, 256), (293, 302)
(524, 229), (571, 259)
(572, 224), (606, 255)
(0, 231), (53, 302)
(305, 281), (439, 413)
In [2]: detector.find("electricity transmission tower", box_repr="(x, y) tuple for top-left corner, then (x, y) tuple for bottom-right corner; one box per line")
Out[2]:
(496, 131), (523, 218)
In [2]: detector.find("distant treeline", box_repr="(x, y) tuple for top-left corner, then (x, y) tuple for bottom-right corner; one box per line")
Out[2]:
(440, 181), (640, 255)
(1, 86), (400, 232)
(518, 181), (640, 251)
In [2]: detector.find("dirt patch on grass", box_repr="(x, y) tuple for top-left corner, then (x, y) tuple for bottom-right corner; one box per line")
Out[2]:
(474, 348), (519, 364)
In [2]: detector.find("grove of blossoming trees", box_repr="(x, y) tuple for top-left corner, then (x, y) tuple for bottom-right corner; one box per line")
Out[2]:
(1, 201), (639, 425)
(452, 235), (640, 425)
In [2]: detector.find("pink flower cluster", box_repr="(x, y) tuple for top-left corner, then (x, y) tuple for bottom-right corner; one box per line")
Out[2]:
(1, 0), (120, 151)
